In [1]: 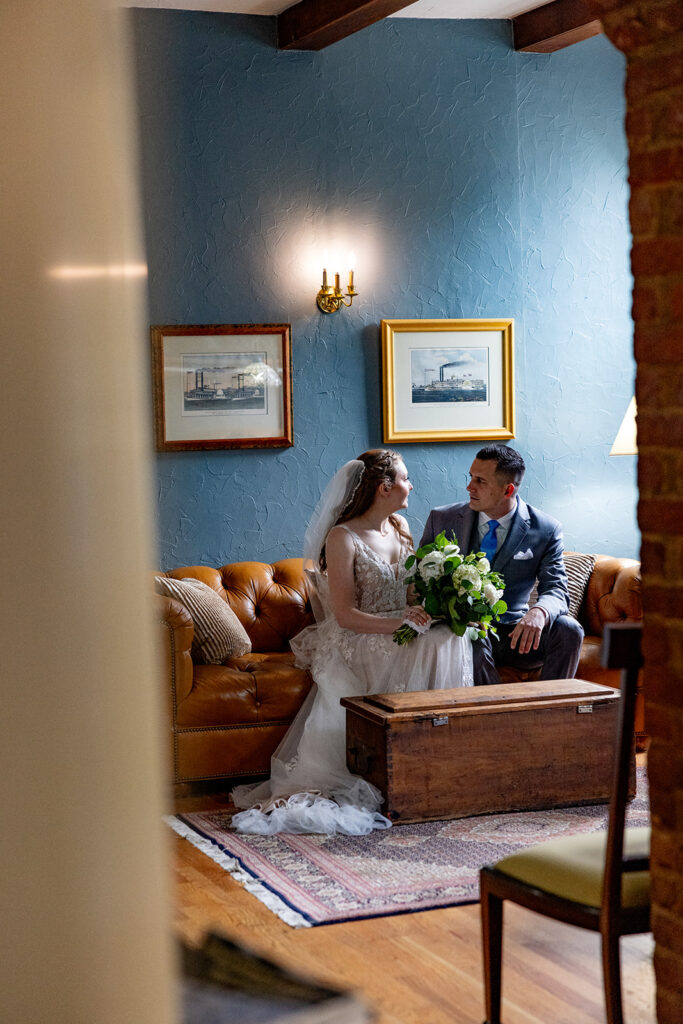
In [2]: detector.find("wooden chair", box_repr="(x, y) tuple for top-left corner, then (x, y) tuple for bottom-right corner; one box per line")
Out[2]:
(479, 621), (650, 1024)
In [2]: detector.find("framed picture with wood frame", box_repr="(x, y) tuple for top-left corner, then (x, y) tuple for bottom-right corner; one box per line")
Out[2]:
(381, 318), (515, 444)
(151, 323), (293, 451)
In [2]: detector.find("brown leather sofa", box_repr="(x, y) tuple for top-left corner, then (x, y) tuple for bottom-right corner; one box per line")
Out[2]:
(156, 553), (642, 790)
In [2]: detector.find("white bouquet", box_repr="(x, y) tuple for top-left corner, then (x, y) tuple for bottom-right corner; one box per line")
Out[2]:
(393, 531), (507, 645)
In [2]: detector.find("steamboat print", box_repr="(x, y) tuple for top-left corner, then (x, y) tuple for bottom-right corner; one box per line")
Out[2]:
(181, 351), (269, 414)
(410, 347), (489, 405)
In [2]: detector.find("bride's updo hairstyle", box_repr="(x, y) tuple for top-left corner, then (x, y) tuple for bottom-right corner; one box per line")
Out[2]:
(319, 449), (413, 569)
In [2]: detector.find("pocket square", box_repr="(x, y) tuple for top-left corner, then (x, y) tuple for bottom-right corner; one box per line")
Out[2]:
(513, 548), (534, 560)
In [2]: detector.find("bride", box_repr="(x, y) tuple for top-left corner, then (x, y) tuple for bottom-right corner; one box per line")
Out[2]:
(231, 449), (474, 836)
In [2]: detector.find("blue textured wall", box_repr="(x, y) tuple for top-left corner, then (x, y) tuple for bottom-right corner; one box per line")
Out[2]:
(516, 40), (636, 556)
(132, 12), (637, 568)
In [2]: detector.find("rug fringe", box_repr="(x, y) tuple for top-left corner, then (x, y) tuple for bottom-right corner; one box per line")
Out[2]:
(165, 816), (311, 929)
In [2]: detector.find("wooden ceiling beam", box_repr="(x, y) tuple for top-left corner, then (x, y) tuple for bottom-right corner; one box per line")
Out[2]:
(277, 0), (416, 51)
(513, 0), (603, 53)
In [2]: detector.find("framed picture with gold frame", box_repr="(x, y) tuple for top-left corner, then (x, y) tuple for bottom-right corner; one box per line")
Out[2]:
(381, 318), (515, 444)
(151, 323), (293, 451)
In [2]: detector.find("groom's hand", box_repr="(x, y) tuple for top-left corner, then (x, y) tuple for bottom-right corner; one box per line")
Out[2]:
(509, 607), (546, 655)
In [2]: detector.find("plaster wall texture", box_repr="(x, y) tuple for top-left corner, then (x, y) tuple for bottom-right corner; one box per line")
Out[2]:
(132, 12), (637, 569)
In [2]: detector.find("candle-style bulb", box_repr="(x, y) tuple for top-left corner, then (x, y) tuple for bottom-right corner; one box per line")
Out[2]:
(322, 268), (328, 288)
(334, 272), (340, 292)
(347, 250), (356, 292)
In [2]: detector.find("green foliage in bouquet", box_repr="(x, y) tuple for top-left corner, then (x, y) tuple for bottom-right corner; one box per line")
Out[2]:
(393, 531), (507, 645)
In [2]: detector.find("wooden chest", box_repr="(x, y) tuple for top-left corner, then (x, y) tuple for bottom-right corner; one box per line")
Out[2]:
(341, 680), (632, 824)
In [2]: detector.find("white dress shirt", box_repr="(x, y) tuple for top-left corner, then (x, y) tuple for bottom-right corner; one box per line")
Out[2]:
(477, 507), (516, 553)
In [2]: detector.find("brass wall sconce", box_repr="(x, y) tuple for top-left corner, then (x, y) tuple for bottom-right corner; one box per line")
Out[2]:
(316, 267), (357, 314)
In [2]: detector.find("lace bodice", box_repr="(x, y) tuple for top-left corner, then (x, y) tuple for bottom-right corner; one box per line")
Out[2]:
(339, 525), (409, 614)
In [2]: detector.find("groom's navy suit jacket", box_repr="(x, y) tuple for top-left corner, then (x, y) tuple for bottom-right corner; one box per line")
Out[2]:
(420, 497), (570, 626)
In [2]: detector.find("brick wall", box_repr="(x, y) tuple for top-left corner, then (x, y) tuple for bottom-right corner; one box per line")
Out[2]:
(591, 2), (683, 1020)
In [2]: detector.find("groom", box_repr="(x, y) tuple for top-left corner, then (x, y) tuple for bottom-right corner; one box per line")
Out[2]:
(420, 444), (583, 686)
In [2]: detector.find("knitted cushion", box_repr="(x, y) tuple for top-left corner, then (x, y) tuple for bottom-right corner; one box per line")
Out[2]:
(155, 576), (251, 664)
(529, 551), (595, 619)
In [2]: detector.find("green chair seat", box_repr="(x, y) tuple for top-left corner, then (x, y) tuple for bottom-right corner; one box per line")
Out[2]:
(494, 825), (650, 909)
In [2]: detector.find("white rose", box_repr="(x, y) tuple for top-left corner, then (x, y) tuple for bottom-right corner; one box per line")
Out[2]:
(484, 582), (504, 605)
(418, 550), (445, 581)
(442, 543), (461, 559)
(476, 557), (490, 573)
(453, 564), (480, 594)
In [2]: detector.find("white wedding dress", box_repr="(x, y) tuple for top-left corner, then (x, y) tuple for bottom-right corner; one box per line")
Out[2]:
(231, 525), (474, 836)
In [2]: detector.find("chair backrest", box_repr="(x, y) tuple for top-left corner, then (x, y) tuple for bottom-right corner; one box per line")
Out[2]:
(601, 622), (645, 919)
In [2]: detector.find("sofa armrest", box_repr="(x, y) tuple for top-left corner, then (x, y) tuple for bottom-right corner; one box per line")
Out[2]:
(582, 556), (642, 637)
(156, 593), (194, 706)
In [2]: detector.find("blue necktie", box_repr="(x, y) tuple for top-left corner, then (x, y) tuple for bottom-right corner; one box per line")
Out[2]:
(480, 519), (499, 562)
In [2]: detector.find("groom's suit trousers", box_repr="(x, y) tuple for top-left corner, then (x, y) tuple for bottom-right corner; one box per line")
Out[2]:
(471, 614), (584, 686)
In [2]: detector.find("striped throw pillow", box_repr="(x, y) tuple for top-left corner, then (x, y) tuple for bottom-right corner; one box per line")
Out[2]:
(529, 552), (595, 620)
(155, 576), (251, 664)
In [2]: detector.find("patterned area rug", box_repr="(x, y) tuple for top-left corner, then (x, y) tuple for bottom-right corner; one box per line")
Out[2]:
(168, 767), (649, 928)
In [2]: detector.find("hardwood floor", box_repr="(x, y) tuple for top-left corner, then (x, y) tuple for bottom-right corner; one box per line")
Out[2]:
(171, 791), (655, 1024)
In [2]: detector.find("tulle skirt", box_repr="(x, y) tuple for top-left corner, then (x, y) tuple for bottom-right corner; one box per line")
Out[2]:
(231, 614), (473, 836)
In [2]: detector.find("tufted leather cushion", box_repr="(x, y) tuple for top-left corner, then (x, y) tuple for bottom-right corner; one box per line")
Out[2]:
(164, 559), (315, 652)
(165, 565), (225, 592)
(176, 654), (312, 728)
(220, 559), (315, 652)
(158, 559), (316, 783)
(581, 554), (641, 636)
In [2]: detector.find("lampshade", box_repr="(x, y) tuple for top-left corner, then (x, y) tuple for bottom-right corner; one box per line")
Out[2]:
(610, 396), (637, 456)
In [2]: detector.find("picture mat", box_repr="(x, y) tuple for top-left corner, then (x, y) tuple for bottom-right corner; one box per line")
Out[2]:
(393, 330), (503, 432)
(162, 333), (284, 442)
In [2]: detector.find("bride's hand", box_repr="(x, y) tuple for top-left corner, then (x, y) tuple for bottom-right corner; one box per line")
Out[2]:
(402, 605), (431, 628)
